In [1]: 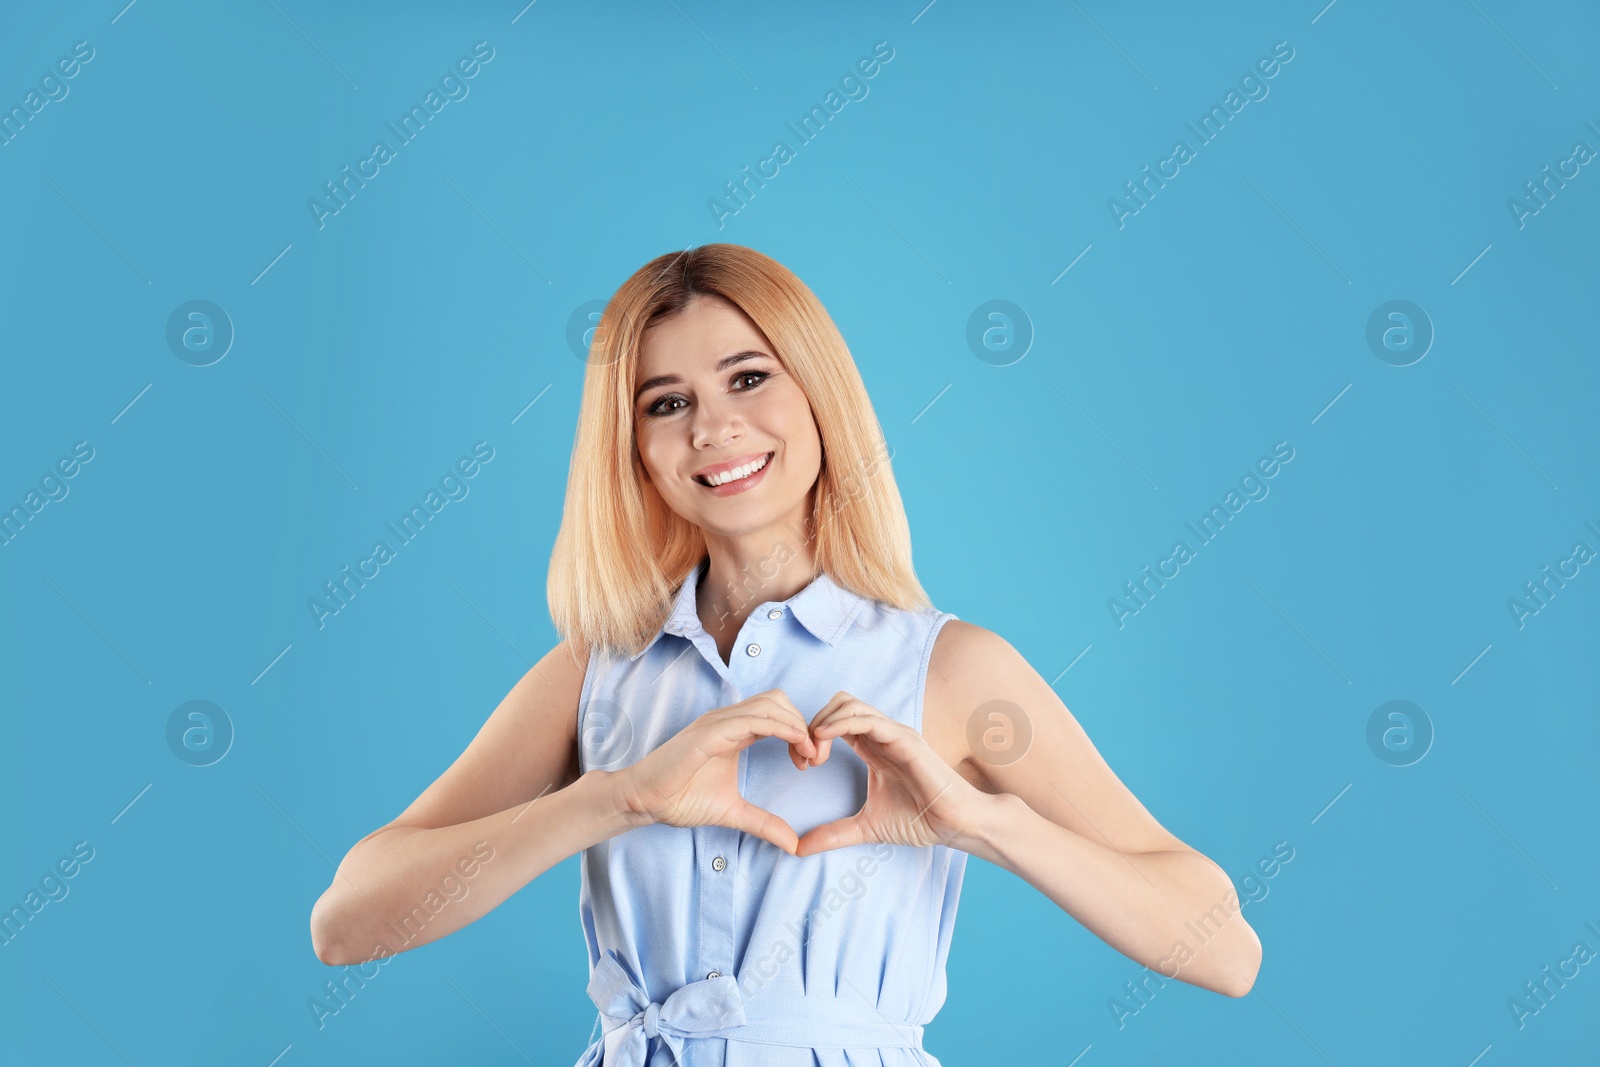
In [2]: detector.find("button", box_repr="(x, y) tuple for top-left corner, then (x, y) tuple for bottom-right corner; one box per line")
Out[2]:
(745, 643), (761, 657)
(706, 970), (721, 980)
(767, 608), (783, 620)
(712, 856), (726, 872)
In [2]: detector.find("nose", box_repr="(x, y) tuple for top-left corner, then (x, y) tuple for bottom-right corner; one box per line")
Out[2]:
(691, 393), (743, 450)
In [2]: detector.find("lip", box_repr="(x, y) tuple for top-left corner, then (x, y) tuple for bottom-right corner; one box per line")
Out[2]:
(694, 451), (774, 496)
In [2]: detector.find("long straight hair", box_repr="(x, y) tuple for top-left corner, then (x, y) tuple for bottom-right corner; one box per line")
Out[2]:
(548, 243), (932, 664)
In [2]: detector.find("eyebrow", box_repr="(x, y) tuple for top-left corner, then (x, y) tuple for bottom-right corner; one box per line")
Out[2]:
(633, 350), (771, 402)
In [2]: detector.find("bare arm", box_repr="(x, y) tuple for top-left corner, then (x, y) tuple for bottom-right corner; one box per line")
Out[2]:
(923, 622), (1263, 997)
(309, 639), (640, 966)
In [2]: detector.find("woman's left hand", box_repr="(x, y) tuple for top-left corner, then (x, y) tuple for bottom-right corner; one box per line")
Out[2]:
(793, 692), (996, 857)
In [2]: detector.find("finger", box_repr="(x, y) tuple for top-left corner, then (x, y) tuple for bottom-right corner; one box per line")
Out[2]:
(795, 814), (871, 857)
(805, 690), (857, 733)
(814, 714), (930, 778)
(752, 688), (805, 719)
(831, 723), (955, 802)
(725, 800), (799, 856)
(749, 692), (817, 761)
(726, 709), (813, 771)
(716, 690), (804, 734)
(811, 710), (905, 751)
(807, 692), (866, 767)
(702, 714), (814, 761)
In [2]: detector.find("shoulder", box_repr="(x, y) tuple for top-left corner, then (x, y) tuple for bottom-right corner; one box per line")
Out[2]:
(543, 637), (594, 702)
(928, 618), (1015, 682)
(920, 619), (1022, 788)
(924, 618), (1023, 715)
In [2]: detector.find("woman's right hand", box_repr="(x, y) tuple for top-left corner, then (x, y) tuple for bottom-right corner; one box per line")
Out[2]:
(613, 690), (818, 855)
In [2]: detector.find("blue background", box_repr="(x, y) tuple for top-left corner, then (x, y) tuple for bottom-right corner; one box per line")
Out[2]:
(2, 1), (1596, 1064)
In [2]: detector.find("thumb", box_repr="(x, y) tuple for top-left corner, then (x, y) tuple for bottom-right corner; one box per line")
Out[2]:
(794, 815), (871, 858)
(725, 800), (800, 856)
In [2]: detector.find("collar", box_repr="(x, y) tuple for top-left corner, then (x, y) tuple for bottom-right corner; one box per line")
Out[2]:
(628, 558), (867, 661)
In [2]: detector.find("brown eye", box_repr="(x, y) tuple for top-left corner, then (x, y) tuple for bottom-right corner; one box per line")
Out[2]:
(645, 370), (767, 418)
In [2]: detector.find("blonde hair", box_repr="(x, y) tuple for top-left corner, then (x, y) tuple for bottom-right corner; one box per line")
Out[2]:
(548, 243), (932, 663)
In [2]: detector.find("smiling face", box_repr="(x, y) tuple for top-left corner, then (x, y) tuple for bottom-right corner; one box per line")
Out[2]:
(633, 294), (822, 541)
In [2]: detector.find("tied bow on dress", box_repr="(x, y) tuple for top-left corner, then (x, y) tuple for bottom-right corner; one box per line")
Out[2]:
(587, 951), (747, 1067)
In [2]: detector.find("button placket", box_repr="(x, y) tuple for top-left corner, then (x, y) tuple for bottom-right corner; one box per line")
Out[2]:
(731, 611), (772, 690)
(702, 827), (735, 996)
(707, 605), (781, 996)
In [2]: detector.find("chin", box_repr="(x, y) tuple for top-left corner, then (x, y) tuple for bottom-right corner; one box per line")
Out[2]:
(697, 512), (781, 538)
(693, 494), (793, 533)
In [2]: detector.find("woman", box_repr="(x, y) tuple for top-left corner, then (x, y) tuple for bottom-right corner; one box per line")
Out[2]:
(309, 244), (1261, 1066)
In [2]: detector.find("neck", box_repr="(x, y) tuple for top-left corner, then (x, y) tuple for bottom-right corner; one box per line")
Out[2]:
(696, 527), (818, 637)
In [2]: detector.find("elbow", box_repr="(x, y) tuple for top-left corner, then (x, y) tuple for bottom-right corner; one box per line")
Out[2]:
(309, 891), (352, 967)
(1190, 853), (1261, 998)
(1219, 925), (1263, 998)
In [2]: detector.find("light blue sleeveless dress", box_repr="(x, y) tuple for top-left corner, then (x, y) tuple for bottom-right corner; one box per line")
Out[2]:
(572, 557), (965, 1067)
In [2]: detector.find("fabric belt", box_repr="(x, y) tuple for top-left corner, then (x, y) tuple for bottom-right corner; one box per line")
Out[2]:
(585, 953), (925, 1066)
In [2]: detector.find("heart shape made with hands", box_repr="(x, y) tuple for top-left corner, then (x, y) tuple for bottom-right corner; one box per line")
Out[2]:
(762, 692), (976, 858)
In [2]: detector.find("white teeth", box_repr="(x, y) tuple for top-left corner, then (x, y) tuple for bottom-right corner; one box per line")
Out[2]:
(704, 453), (769, 486)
